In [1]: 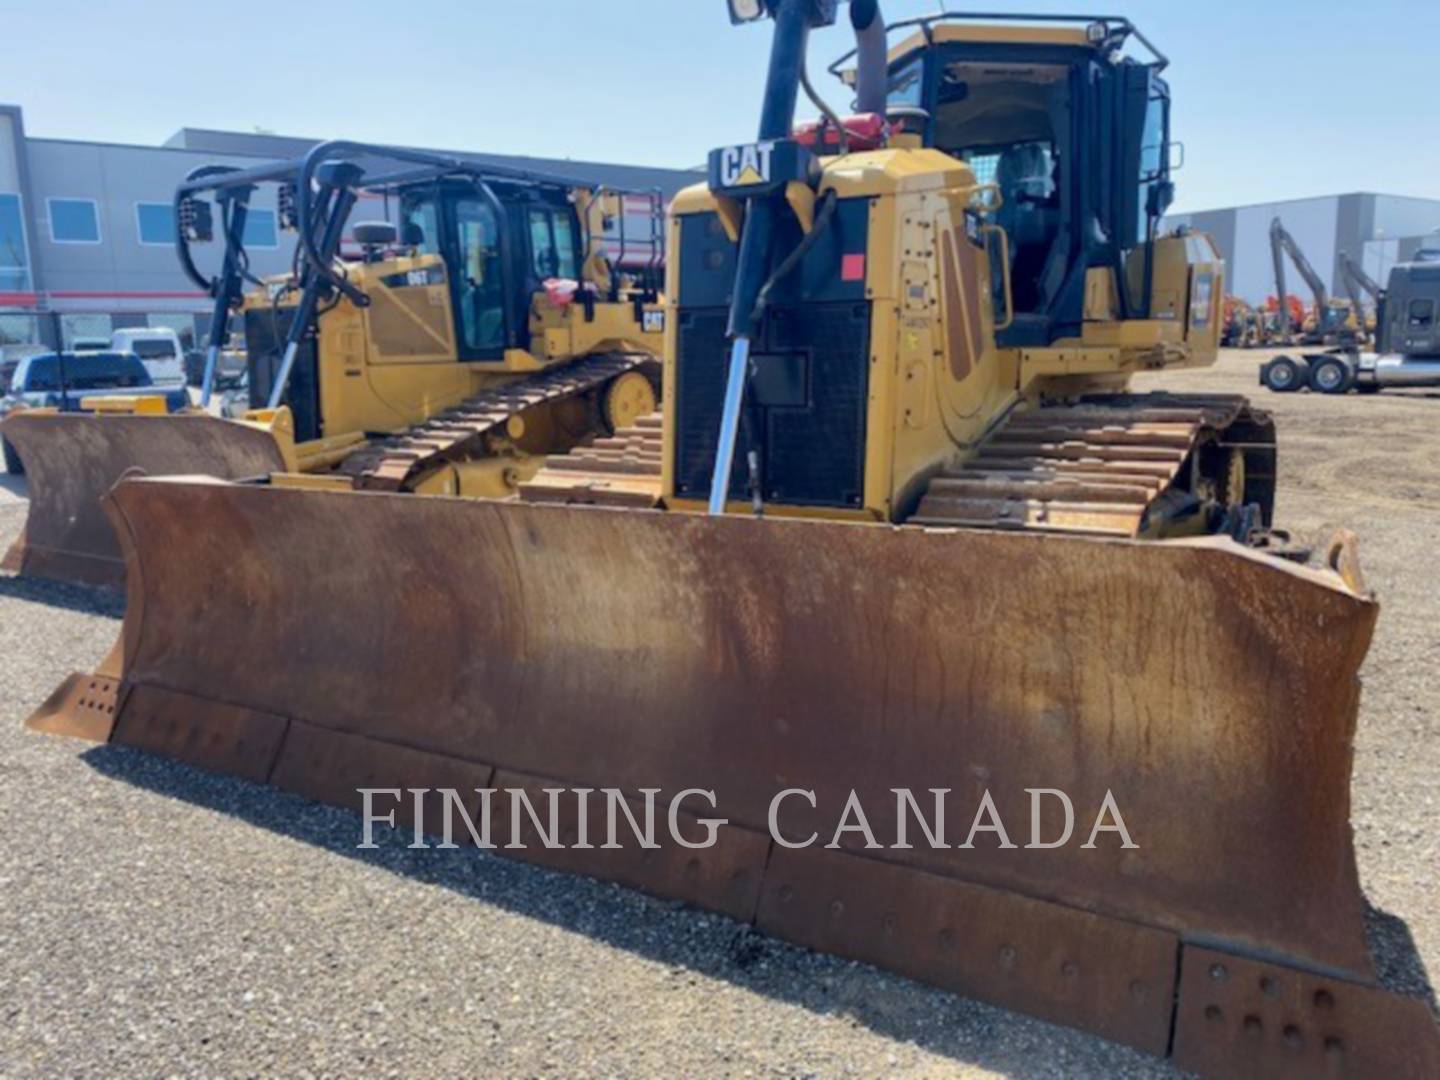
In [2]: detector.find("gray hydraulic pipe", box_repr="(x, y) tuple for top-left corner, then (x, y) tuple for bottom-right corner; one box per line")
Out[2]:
(709, 337), (754, 515)
(266, 342), (302, 412)
(199, 344), (222, 408)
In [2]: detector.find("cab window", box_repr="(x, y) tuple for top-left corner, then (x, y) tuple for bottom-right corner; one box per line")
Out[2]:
(400, 194), (441, 256)
(552, 214), (577, 277)
(130, 339), (177, 360)
(887, 58), (924, 110)
(20, 357), (58, 392)
(930, 59), (1065, 314)
(1137, 92), (1170, 237)
(528, 208), (578, 281)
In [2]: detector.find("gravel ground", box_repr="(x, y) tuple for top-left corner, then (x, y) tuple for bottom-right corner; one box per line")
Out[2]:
(1, 349), (1435, 1077)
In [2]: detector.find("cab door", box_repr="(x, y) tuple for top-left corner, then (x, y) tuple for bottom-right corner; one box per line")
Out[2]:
(448, 195), (509, 360)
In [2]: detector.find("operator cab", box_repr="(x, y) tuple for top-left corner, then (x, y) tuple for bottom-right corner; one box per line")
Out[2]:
(877, 18), (1174, 346)
(397, 180), (583, 360)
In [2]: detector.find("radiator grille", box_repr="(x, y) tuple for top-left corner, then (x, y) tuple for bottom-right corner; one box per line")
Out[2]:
(245, 308), (322, 443)
(674, 302), (871, 508)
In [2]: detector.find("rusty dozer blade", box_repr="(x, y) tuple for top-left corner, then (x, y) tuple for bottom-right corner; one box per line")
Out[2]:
(32, 476), (1440, 1076)
(0, 411), (288, 588)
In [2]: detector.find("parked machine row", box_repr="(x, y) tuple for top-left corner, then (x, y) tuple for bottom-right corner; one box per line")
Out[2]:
(2, 144), (665, 584)
(1269, 217), (1361, 347)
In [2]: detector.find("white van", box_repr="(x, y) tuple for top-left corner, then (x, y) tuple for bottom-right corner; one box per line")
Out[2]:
(110, 328), (187, 387)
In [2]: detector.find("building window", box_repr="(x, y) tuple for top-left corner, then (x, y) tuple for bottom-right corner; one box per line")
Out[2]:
(135, 202), (176, 246)
(0, 314), (39, 352)
(242, 209), (278, 249)
(47, 198), (102, 244)
(0, 192), (32, 290)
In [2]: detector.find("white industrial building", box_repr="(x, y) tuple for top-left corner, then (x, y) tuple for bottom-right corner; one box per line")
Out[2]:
(1165, 193), (1440, 306)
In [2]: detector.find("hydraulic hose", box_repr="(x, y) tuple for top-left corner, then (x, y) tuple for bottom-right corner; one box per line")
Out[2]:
(750, 189), (840, 326)
(800, 59), (849, 155)
(737, 188), (841, 515)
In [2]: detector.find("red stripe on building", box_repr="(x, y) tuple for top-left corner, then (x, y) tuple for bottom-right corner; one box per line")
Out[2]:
(48, 291), (209, 300)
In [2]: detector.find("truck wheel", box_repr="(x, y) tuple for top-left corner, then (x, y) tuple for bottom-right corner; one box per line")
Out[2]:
(1262, 355), (1305, 392)
(1308, 356), (1354, 395)
(2, 436), (23, 476)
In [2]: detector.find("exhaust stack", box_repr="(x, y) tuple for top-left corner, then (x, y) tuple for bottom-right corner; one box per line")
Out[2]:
(851, 0), (888, 114)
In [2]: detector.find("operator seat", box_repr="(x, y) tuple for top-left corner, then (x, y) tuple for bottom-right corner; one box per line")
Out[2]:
(994, 144), (1057, 312)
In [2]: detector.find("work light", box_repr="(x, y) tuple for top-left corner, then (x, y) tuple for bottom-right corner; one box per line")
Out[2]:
(728, 0), (766, 23)
(178, 197), (213, 244)
(277, 182), (299, 232)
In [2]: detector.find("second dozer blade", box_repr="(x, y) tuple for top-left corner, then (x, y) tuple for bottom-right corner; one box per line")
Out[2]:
(1, 412), (288, 588)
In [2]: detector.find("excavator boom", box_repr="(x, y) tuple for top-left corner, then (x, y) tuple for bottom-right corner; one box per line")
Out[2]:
(1342, 251), (1383, 301)
(1271, 217), (1354, 343)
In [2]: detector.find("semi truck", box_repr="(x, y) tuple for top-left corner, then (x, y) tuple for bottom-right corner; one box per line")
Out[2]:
(1260, 250), (1440, 393)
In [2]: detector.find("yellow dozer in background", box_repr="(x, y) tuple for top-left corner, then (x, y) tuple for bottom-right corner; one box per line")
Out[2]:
(24, 4), (1439, 1076)
(1, 142), (664, 586)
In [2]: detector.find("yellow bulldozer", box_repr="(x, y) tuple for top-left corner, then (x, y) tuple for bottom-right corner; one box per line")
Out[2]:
(20, 3), (1439, 1076)
(1, 142), (664, 586)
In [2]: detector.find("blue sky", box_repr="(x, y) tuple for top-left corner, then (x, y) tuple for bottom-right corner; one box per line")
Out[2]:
(5, 0), (1438, 213)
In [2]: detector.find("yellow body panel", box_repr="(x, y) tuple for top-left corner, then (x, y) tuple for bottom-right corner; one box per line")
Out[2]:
(79, 396), (170, 415)
(267, 472), (356, 492)
(893, 23), (1091, 59)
